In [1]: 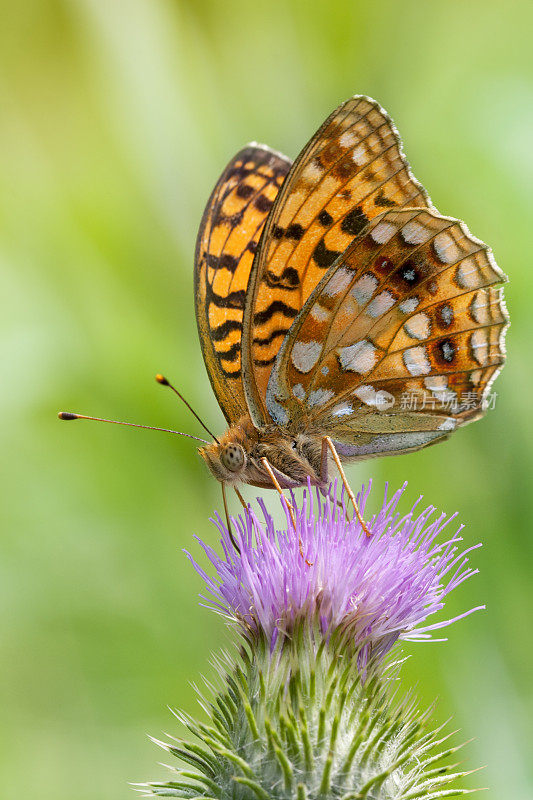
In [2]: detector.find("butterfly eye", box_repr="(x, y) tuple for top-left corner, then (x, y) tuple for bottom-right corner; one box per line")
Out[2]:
(221, 444), (246, 472)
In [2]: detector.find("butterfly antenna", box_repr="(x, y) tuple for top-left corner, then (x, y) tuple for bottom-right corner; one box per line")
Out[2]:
(155, 374), (219, 443)
(57, 412), (209, 443)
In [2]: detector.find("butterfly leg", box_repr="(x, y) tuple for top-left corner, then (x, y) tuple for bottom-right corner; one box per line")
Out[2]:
(259, 456), (311, 565)
(221, 482), (241, 553)
(259, 456), (297, 528)
(322, 436), (371, 537)
(234, 485), (248, 512)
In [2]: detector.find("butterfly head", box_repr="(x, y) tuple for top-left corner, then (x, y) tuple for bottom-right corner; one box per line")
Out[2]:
(199, 442), (248, 483)
(198, 417), (257, 484)
(199, 440), (248, 483)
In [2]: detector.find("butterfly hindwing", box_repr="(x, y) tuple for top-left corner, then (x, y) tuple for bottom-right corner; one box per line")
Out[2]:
(242, 95), (433, 424)
(194, 144), (291, 424)
(266, 208), (508, 458)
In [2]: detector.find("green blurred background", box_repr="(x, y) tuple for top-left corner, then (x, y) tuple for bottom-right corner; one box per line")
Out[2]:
(1, 1), (532, 797)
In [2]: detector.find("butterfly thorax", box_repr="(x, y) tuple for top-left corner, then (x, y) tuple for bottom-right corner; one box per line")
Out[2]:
(198, 414), (323, 489)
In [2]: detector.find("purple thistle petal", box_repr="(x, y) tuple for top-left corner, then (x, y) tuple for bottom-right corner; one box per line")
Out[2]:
(187, 481), (483, 665)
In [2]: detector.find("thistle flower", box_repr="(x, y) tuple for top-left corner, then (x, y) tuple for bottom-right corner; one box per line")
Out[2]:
(188, 481), (483, 665)
(142, 482), (482, 799)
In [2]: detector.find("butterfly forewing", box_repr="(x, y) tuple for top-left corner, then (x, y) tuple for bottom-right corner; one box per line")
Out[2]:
(266, 207), (508, 457)
(195, 144), (291, 424)
(242, 95), (433, 424)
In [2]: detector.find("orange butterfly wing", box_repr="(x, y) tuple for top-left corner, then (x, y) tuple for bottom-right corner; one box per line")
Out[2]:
(195, 145), (291, 424)
(242, 95), (433, 424)
(267, 208), (508, 457)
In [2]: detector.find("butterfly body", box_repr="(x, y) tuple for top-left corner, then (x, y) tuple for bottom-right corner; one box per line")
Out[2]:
(199, 415), (326, 489)
(194, 96), (508, 494)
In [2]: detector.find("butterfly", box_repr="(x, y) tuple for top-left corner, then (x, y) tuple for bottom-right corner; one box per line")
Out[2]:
(57, 95), (508, 532)
(194, 95), (508, 506)
(196, 95), (509, 514)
